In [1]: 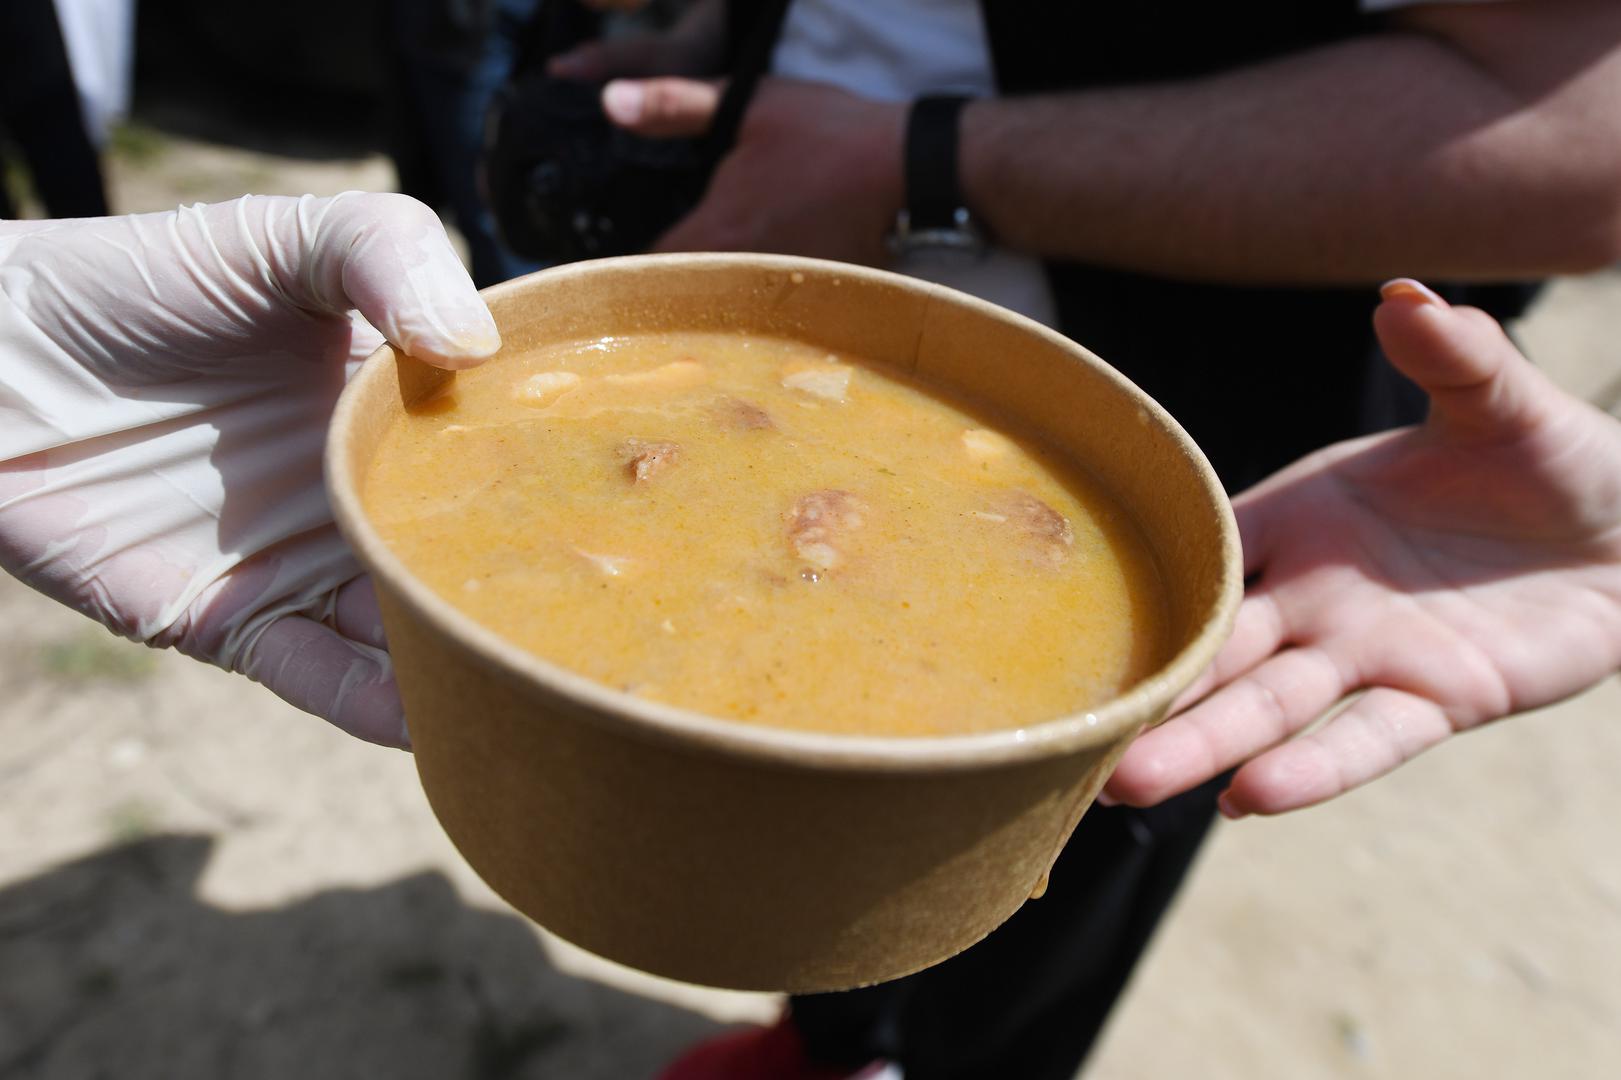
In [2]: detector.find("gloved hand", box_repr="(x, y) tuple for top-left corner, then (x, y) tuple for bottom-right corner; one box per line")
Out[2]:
(0, 193), (501, 747)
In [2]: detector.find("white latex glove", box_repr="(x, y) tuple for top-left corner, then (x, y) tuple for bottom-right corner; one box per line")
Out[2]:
(0, 193), (500, 747)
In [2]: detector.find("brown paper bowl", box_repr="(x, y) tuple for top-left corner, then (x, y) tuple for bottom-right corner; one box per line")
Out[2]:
(326, 254), (1241, 993)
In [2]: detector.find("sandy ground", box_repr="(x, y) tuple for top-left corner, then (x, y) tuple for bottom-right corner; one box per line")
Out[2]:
(2, 125), (1619, 1080)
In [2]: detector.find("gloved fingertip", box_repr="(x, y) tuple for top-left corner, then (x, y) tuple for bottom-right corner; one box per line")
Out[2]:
(387, 280), (503, 369)
(332, 681), (412, 749)
(240, 615), (410, 749)
(409, 315), (502, 370)
(331, 192), (505, 370)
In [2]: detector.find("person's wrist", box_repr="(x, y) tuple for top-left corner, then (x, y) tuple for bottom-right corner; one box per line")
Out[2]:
(956, 97), (999, 248)
(855, 98), (908, 261)
(886, 95), (986, 258)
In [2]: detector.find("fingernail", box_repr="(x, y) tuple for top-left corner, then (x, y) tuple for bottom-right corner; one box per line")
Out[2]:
(1217, 791), (1248, 820)
(418, 303), (501, 367)
(1379, 278), (1448, 308)
(1096, 790), (1119, 807)
(447, 324), (502, 364)
(603, 81), (644, 125)
(451, 306), (503, 357)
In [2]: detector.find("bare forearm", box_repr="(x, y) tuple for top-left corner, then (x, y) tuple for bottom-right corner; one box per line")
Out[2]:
(960, 8), (1621, 284)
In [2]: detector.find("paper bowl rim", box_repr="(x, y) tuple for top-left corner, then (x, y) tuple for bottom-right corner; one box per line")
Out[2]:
(325, 252), (1242, 773)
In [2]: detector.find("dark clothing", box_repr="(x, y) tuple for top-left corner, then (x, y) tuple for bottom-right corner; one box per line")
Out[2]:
(387, 0), (543, 286)
(485, 2), (1538, 1074)
(721, 2), (1543, 1077)
(0, 0), (109, 219)
(980, 1), (1361, 87)
(795, 777), (1230, 1080)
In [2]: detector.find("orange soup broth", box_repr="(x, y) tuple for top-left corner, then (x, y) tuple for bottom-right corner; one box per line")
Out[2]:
(364, 332), (1167, 736)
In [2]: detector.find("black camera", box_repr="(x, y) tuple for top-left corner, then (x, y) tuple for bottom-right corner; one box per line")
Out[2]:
(484, 74), (712, 263)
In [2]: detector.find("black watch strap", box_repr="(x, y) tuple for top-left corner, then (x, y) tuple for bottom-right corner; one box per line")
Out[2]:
(904, 95), (973, 231)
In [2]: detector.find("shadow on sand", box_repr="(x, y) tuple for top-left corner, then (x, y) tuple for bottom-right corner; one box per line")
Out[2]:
(0, 834), (730, 1079)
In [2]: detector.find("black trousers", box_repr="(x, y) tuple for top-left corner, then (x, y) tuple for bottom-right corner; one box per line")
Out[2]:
(0, 0), (109, 219)
(793, 778), (1226, 1079)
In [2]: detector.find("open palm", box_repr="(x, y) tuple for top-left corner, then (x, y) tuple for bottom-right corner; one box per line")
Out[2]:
(1105, 283), (1621, 816)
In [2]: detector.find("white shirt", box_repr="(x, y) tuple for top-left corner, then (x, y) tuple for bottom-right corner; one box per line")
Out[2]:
(772, 0), (1059, 324)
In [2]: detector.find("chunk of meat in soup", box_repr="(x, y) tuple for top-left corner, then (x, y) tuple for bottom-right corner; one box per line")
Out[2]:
(713, 396), (774, 431)
(620, 438), (681, 483)
(983, 491), (1074, 569)
(786, 490), (865, 579)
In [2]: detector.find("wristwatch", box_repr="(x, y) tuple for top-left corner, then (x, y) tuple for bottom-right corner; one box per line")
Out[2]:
(886, 95), (988, 258)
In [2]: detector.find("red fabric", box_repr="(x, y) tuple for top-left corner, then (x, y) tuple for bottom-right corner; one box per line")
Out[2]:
(658, 1016), (877, 1080)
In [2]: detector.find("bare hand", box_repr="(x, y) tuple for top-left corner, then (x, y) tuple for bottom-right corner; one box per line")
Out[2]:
(599, 75), (906, 264)
(1104, 281), (1621, 816)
